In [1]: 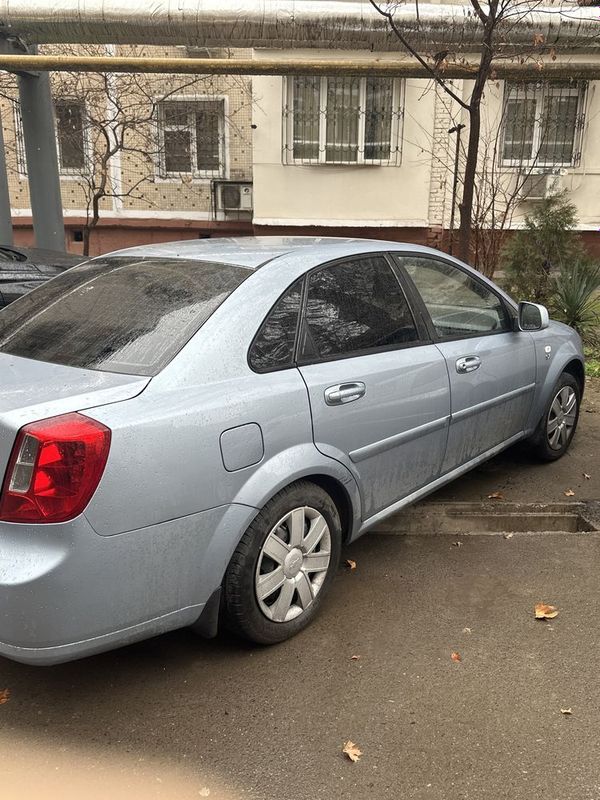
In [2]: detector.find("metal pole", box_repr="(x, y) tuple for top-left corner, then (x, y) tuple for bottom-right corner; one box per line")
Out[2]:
(0, 109), (14, 244)
(448, 123), (465, 256)
(17, 49), (65, 251)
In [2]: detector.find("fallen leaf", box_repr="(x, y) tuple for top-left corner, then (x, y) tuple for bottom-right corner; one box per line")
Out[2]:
(504, 532), (514, 539)
(452, 541), (463, 548)
(451, 651), (462, 662)
(0, 689), (9, 705)
(535, 603), (559, 620)
(462, 627), (472, 634)
(488, 491), (504, 500)
(583, 473), (591, 480)
(342, 741), (363, 762)
(350, 655), (361, 661)
(564, 489), (576, 497)
(345, 559), (357, 571)
(560, 708), (572, 715)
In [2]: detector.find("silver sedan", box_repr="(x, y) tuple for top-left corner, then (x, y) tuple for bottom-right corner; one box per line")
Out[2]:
(0, 237), (584, 664)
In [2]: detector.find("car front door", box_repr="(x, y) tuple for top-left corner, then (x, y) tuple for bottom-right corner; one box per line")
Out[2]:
(395, 254), (536, 474)
(297, 254), (451, 521)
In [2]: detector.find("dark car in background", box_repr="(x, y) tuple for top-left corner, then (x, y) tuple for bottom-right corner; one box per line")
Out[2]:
(0, 245), (82, 307)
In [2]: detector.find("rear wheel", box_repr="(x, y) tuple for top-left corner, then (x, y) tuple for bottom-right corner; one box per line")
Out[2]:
(223, 481), (342, 644)
(530, 372), (580, 461)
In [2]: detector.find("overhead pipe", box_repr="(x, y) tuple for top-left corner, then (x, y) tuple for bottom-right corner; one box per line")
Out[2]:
(0, 1), (598, 52)
(0, 53), (598, 79)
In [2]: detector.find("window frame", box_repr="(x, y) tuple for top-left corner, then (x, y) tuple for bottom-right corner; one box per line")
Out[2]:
(13, 99), (91, 178)
(392, 253), (515, 343)
(54, 98), (90, 177)
(283, 76), (404, 166)
(500, 81), (587, 169)
(155, 94), (228, 182)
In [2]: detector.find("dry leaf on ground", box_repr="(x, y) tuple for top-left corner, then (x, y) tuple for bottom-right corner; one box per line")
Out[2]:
(583, 473), (591, 480)
(452, 541), (463, 548)
(451, 651), (462, 662)
(488, 491), (504, 500)
(345, 559), (357, 571)
(504, 532), (514, 540)
(350, 655), (361, 661)
(463, 627), (472, 634)
(342, 741), (363, 762)
(0, 689), (10, 704)
(560, 708), (572, 715)
(535, 603), (559, 620)
(564, 489), (576, 497)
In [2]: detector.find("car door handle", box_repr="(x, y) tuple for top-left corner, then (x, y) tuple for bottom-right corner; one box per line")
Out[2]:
(324, 382), (366, 406)
(456, 356), (481, 374)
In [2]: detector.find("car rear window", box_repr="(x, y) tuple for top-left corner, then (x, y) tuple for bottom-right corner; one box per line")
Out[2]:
(0, 256), (251, 376)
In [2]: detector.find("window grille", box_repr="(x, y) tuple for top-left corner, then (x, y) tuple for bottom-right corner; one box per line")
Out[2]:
(501, 81), (587, 168)
(157, 98), (226, 179)
(283, 76), (403, 166)
(55, 100), (88, 174)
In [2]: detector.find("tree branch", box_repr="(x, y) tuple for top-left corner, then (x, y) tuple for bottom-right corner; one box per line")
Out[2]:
(368, 0), (470, 111)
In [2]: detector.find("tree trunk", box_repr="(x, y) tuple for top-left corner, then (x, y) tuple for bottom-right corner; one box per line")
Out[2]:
(457, 104), (481, 263)
(82, 193), (101, 257)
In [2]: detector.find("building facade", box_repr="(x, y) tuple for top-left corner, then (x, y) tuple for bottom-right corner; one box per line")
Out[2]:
(3, 44), (599, 265)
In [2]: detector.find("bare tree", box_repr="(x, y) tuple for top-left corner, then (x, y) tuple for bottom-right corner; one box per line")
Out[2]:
(369, 0), (548, 262)
(3, 44), (252, 256)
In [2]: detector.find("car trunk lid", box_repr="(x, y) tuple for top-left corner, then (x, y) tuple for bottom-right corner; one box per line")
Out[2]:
(0, 353), (149, 479)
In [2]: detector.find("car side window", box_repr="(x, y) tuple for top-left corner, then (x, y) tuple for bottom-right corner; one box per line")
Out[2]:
(396, 256), (510, 338)
(300, 256), (420, 361)
(249, 279), (303, 371)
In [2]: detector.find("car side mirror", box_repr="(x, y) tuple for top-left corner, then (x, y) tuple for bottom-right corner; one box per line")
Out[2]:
(518, 301), (549, 332)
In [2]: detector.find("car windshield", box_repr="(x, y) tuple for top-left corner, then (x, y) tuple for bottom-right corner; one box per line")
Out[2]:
(0, 256), (251, 376)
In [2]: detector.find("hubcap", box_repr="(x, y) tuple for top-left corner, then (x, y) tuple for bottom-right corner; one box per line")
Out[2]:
(255, 506), (331, 623)
(547, 386), (577, 451)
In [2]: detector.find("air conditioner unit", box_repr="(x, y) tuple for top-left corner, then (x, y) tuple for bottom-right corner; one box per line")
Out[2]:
(215, 182), (253, 212)
(520, 172), (564, 201)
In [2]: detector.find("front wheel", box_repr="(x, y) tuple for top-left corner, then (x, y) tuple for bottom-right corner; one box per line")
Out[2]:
(529, 372), (581, 461)
(223, 481), (342, 644)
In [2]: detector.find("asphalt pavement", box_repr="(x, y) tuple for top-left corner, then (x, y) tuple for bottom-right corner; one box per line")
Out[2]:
(2, 529), (600, 800)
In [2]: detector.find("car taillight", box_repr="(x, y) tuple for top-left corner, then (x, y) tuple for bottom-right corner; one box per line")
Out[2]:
(0, 413), (111, 523)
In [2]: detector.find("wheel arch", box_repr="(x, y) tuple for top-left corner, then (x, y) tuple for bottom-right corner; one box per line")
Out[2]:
(562, 357), (585, 396)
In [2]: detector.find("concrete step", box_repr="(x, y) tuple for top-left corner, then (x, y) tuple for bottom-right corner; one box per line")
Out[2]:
(371, 501), (599, 535)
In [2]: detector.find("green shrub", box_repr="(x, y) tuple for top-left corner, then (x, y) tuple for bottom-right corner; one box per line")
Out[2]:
(502, 193), (586, 305)
(550, 261), (600, 341)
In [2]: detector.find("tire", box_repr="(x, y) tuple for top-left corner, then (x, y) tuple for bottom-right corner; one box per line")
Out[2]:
(529, 371), (581, 461)
(223, 480), (342, 644)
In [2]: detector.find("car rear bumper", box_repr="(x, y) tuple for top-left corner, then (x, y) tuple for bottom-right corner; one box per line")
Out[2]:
(0, 503), (255, 665)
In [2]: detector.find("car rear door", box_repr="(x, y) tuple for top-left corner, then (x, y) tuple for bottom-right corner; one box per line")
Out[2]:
(394, 253), (536, 474)
(296, 254), (451, 521)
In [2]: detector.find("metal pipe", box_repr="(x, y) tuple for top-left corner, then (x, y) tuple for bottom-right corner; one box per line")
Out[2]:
(0, 53), (599, 80)
(18, 61), (65, 251)
(0, 109), (13, 245)
(0, 1), (598, 52)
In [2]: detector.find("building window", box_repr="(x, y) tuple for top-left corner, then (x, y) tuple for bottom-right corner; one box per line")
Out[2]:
(157, 98), (226, 178)
(55, 100), (88, 173)
(501, 81), (586, 168)
(13, 100), (88, 176)
(284, 76), (403, 166)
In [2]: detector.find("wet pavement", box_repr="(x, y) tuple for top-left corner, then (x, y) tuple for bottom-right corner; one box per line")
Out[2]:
(2, 529), (600, 799)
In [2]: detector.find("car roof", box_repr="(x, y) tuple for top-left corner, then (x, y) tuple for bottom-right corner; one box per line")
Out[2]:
(105, 236), (446, 270)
